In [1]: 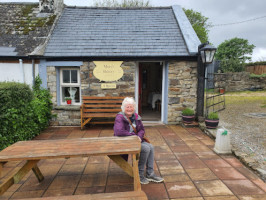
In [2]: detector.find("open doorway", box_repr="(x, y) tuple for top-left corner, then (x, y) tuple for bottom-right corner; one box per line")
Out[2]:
(138, 62), (162, 121)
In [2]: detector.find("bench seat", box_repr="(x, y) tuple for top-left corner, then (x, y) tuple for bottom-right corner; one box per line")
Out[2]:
(80, 96), (125, 129)
(16, 191), (148, 200)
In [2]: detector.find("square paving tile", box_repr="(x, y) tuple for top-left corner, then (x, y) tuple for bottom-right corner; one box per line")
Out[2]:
(9, 190), (44, 199)
(189, 145), (212, 153)
(83, 163), (109, 174)
(47, 175), (81, 190)
(154, 153), (176, 161)
(222, 156), (244, 168)
(74, 186), (105, 195)
(212, 167), (247, 180)
(78, 174), (107, 187)
(58, 164), (86, 175)
(252, 178), (266, 192)
(164, 174), (191, 182)
(171, 198), (204, 200)
(186, 168), (218, 181)
(166, 181), (201, 198)
(178, 155), (207, 169)
(204, 196), (238, 200)
(105, 184), (133, 193)
(107, 174), (133, 186)
(42, 188), (75, 197)
(142, 183), (168, 200)
(194, 180), (233, 196)
(171, 145), (193, 152)
(238, 194), (266, 200)
(223, 180), (264, 195)
(236, 167), (260, 180)
(203, 159), (231, 169)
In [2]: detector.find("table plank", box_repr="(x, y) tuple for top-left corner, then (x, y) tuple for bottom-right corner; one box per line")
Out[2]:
(0, 136), (140, 162)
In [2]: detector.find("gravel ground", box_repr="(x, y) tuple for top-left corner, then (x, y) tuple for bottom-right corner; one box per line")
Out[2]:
(218, 92), (266, 181)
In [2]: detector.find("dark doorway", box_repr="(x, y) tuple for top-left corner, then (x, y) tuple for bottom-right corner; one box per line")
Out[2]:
(138, 62), (162, 121)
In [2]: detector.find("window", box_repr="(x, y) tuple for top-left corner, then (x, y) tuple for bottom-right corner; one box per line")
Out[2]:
(60, 68), (80, 105)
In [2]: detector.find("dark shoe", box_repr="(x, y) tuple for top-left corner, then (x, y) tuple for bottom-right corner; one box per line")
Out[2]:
(140, 176), (149, 184)
(146, 173), (164, 183)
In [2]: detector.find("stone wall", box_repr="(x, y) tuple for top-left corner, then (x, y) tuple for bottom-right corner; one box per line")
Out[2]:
(48, 60), (198, 126)
(214, 72), (266, 91)
(168, 61), (198, 124)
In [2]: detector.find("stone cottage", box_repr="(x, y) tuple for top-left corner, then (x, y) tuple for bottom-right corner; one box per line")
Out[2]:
(1, 0), (201, 126)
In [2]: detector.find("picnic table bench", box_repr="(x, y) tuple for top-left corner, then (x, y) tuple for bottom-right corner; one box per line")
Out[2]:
(0, 136), (143, 198)
(15, 191), (147, 200)
(80, 96), (125, 129)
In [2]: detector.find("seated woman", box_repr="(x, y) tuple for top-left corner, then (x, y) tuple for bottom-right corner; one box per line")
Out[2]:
(113, 97), (164, 184)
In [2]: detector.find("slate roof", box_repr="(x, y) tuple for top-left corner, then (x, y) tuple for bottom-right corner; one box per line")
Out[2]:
(0, 3), (57, 57)
(44, 6), (199, 58)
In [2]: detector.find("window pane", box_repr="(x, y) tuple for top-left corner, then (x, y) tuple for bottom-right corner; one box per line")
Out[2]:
(71, 70), (78, 83)
(63, 70), (70, 83)
(62, 87), (70, 102)
(62, 87), (80, 103)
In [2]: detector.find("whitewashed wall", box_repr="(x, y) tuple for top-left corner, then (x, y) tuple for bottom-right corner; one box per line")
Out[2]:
(0, 61), (39, 88)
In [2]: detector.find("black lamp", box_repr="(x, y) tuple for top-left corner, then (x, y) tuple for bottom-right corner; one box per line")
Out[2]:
(196, 41), (216, 121)
(199, 42), (217, 64)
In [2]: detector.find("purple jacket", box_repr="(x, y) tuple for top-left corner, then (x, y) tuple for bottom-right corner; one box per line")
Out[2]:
(114, 112), (145, 141)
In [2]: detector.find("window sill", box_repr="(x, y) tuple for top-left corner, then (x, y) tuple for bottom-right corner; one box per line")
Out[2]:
(54, 105), (80, 111)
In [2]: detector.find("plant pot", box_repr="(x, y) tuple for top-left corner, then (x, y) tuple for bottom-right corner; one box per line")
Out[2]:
(219, 88), (225, 94)
(182, 115), (195, 124)
(66, 99), (72, 105)
(205, 119), (219, 129)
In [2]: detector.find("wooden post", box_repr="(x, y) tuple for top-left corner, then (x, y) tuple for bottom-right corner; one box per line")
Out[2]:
(132, 154), (141, 191)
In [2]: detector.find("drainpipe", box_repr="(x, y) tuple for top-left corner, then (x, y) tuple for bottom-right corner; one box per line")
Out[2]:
(19, 59), (25, 83)
(32, 59), (35, 86)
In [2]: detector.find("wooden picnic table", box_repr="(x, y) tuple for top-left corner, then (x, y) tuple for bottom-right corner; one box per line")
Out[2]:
(0, 136), (141, 196)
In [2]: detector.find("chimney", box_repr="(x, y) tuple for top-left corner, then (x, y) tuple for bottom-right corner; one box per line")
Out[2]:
(39, 0), (64, 14)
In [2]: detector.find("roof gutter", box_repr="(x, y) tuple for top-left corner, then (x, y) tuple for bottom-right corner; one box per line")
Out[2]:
(28, 55), (198, 61)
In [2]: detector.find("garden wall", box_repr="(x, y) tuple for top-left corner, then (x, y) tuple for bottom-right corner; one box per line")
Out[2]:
(214, 72), (266, 92)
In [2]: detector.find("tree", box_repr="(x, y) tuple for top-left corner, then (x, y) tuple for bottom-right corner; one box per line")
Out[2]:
(93, 0), (150, 7)
(215, 37), (255, 72)
(183, 8), (211, 43)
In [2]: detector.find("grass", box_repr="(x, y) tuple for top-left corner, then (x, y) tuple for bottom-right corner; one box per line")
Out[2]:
(205, 90), (266, 111)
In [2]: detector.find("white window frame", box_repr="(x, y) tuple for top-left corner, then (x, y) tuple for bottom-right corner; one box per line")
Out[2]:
(60, 67), (81, 105)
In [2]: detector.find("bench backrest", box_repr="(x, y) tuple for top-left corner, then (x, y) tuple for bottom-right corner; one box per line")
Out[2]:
(82, 96), (125, 116)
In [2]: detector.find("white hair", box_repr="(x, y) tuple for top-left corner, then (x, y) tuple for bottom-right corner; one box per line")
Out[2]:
(121, 97), (136, 113)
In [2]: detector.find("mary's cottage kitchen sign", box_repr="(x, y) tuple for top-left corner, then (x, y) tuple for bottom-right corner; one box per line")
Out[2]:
(93, 61), (124, 82)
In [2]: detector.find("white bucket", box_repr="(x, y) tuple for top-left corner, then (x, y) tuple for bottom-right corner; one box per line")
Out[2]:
(214, 128), (231, 154)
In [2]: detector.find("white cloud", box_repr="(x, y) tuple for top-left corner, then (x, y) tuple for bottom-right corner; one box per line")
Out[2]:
(252, 48), (266, 62)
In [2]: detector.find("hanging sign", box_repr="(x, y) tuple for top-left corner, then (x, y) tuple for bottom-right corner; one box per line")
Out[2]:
(93, 61), (123, 82)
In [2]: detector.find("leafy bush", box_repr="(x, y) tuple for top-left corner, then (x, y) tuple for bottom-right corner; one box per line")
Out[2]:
(0, 76), (52, 150)
(220, 59), (245, 72)
(207, 112), (219, 120)
(182, 108), (195, 116)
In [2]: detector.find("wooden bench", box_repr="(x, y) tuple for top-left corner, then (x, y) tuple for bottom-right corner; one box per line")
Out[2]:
(0, 136), (141, 196)
(80, 96), (125, 129)
(15, 191), (148, 199)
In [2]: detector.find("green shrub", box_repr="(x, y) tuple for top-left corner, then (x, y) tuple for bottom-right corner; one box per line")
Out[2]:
(0, 76), (52, 150)
(220, 59), (245, 72)
(182, 108), (195, 116)
(249, 73), (266, 78)
(207, 112), (219, 120)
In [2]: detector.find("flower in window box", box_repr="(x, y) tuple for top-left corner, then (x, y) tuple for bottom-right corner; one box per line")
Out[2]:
(65, 97), (72, 105)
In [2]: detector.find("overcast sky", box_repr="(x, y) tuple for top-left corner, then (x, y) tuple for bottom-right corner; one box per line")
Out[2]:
(1, 0), (266, 62)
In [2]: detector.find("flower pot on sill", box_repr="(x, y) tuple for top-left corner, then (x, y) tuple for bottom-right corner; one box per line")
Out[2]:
(66, 99), (72, 105)
(182, 115), (195, 124)
(205, 119), (219, 129)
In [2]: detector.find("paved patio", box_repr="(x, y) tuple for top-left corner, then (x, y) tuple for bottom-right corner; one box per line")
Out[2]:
(0, 125), (265, 200)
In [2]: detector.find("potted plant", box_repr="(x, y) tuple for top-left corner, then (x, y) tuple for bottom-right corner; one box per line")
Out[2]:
(205, 112), (219, 129)
(219, 88), (225, 94)
(65, 97), (72, 105)
(182, 108), (195, 124)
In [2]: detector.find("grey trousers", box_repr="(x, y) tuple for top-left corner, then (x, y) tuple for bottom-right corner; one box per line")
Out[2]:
(138, 141), (154, 177)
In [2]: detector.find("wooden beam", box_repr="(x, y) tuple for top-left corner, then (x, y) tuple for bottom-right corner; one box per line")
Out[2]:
(108, 155), (133, 177)
(132, 154), (141, 191)
(0, 160), (41, 195)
